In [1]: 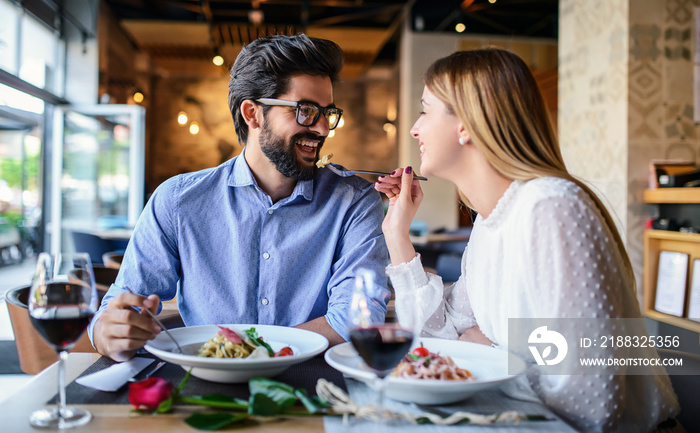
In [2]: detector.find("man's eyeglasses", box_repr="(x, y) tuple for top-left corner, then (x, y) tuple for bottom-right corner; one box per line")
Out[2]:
(255, 98), (343, 130)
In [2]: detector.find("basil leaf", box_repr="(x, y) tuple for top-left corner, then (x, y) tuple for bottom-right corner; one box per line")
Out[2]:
(184, 412), (248, 430)
(245, 327), (274, 357)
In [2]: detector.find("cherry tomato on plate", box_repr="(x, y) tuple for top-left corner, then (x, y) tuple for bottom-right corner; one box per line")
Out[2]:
(275, 347), (294, 357)
(412, 347), (430, 357)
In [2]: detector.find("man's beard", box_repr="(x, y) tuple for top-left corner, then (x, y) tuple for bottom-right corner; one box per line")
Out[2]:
(259, 125), (322, 181)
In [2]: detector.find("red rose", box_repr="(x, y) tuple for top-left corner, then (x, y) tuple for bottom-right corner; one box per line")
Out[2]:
(128, 377), (173, 411)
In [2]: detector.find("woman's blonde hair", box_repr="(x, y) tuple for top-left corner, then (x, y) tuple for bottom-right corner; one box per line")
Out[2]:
(424, 48), (635, 288)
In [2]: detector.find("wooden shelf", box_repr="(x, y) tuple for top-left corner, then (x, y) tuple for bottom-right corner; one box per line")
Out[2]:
(644, 310), (700, 334)
(645, 230), (700, 242)
(643, 230), (700, 338)
(644, 188), (700, 203)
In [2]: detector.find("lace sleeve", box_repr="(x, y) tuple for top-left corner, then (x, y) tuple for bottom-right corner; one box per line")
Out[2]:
(386, 252), (476, 340)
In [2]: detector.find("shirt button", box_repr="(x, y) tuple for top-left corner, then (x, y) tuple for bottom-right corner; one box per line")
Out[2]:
(263, 252), (270, 259)
(262, 298), (269, 305)
(268, 209), (273, 215)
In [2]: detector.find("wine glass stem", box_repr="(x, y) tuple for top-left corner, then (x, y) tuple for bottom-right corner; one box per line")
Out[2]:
(57, 350), (68, 420)
(374, 375), (387, 420)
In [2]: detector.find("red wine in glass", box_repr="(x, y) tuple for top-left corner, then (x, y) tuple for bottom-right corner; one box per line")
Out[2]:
(28, 253), (97, 429)
(348, 269), (415, 422)
(350, 325), (414, 377)
(30, 294), (95, 351)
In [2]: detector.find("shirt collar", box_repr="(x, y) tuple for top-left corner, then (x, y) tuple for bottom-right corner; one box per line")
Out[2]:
(228, 148), (256, 187)
(228, 148), (314, 202)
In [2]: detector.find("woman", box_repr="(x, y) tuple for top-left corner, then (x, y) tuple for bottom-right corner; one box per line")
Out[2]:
(375, 49), (679, 432)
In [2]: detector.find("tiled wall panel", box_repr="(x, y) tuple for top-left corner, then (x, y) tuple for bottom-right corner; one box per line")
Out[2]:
(561, 0), (700, 299)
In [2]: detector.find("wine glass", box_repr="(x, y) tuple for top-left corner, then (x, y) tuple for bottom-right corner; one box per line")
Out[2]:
(27, 252), (98, 429)
(348, 269), (414, 421)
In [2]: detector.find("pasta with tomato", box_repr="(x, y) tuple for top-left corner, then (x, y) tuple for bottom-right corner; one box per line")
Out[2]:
(392, 345), (473, 380)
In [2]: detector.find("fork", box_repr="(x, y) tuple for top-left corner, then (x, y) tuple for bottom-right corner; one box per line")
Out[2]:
(124, 286), (184, 354)
(326, 163), (428, 181)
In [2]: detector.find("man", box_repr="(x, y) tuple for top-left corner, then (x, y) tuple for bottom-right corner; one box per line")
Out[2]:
(89, 34), (389, 362)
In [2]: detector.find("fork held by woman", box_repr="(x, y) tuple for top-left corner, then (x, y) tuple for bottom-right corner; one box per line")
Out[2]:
(327, 162), (428, 181)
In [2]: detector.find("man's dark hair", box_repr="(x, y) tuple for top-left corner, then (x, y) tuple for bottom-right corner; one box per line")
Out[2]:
(228, 34), (344, 145)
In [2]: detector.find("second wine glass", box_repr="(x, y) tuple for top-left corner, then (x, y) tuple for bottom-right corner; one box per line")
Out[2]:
(27, 252), (98, 429)
(348, 269), (414, 421)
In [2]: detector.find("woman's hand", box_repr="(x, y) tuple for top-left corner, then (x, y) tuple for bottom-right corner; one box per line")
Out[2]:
(375, 166), (423, 265)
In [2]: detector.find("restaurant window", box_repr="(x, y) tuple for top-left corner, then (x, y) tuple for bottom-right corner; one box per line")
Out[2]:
(0, 0), (19, 74)
(0, 101), (43, 264)
(19, 6), (64, 95)
(0, 0), (65, 96)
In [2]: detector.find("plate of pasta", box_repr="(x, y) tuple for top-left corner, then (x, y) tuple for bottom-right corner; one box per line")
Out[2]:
(324, 337), (527, 404)
(144, 324), (328, 383)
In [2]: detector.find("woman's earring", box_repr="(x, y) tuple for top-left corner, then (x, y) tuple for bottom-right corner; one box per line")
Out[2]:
(459, 138), (466, 146)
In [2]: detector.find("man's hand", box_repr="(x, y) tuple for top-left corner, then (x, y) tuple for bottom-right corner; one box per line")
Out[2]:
(93, 292), (162, 362)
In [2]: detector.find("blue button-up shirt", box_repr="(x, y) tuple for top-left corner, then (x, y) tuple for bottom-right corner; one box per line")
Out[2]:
(88, 152), (389, 343)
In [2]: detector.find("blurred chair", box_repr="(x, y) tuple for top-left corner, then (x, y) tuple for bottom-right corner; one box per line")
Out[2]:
(432, 227), (469, 283)
(435, 253), (462, 283)
(102, 251), (124, 269)
(657, 348), (700, 429)
(71, 231), (127, 265)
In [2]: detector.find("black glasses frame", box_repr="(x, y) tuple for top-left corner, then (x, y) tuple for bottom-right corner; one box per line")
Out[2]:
(255, 98), (343, 130)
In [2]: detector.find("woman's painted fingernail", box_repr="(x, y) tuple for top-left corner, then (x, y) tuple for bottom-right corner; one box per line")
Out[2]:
(390, 170), (396, 175)
(406, 166), (413, 174)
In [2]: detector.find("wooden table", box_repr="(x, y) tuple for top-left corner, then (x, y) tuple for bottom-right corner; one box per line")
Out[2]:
(1, 353), (324, 432)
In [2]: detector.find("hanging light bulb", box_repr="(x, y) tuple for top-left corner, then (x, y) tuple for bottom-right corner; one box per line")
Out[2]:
(189, 121), (200, 135)
(248, 9), (264, 25)
(328, 130), (336, 138)
(455, 23), (466, 33)
(133, 89), (144, 104)
(337, 118), (345, 128)
(177, 111), (188, 126)
(212, 54), (224, 66)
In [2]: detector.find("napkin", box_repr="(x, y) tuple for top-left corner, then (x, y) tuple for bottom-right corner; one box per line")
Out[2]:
(76, 357), (155, 392)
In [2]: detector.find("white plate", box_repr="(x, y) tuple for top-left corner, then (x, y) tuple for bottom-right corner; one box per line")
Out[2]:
(324, 337), (526, 405)
(145, 324), (328, 383)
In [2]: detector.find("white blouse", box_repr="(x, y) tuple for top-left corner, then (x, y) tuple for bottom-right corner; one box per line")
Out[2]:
(387, 177), (679, 433)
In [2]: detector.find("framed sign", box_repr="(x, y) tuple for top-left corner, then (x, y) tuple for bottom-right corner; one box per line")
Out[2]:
(654, 251), (689, 317)
(687, 259), (700, 321)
